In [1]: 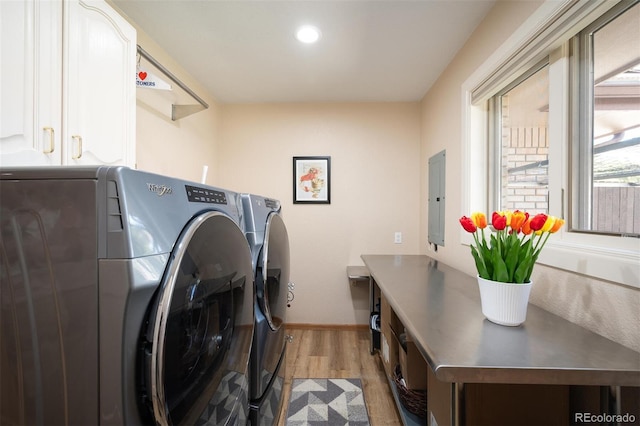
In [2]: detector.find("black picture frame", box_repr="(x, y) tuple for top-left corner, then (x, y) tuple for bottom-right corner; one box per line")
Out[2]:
(293, 156), (331, 204)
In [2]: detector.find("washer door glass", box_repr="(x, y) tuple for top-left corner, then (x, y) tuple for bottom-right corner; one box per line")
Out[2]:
(257, 213), (290, 331)
(145, 211), (254, 426)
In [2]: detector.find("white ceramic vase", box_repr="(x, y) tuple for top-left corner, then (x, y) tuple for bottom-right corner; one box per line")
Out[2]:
(477, 276), (532, 326)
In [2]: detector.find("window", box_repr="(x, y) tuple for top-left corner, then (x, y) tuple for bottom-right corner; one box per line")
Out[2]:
(572, 1), (640, 235)
(463, 0), (640, 288)
(490, 61), (550, 214)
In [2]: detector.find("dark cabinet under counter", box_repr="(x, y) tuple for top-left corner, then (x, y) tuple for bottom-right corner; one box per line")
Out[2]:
(362, 254), (640, 426)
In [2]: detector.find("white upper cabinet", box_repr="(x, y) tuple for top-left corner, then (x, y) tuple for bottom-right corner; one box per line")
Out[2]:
(0, 0), (136, 167)
(1, 0), (62, 165)
(64, 0), (136, 166)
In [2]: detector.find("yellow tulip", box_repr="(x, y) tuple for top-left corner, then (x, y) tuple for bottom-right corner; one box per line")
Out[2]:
(549, 217), (565, 233)
(502, 210), (513, 226)
(539, 215), (556, 233)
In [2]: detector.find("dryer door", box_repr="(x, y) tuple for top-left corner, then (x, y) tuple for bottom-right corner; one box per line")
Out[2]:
(143, 211), (254, 426)
(257, 212), (290, 331)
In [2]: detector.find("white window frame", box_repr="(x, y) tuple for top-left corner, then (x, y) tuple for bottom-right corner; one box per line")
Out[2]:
(571, 3), (640, 235)
(461, 0), (640, 288)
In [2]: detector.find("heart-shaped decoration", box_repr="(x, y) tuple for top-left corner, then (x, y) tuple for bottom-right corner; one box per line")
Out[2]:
(138, 71), (148, 81)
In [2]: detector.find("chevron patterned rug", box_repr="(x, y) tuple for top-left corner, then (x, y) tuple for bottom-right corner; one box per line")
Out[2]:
(285, 378), (370, 426)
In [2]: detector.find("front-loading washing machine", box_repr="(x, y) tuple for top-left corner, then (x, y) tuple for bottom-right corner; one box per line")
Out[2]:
(0, 166), (254, 425)
(241, 194), (291, 426)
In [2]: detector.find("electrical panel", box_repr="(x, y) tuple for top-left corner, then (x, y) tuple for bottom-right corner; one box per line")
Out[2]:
(428, 150), (446, 247)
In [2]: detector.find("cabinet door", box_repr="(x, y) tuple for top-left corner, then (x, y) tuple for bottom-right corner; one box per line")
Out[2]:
(0, 0), (62, 166)
(64, 0), (136, 167)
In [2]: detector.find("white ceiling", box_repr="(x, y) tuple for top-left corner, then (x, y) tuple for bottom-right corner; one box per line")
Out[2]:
(113, 0), (496, 104)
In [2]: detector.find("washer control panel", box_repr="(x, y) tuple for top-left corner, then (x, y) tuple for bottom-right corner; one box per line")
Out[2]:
(185, 185), (227, 204)
(264, 198), (279, 209)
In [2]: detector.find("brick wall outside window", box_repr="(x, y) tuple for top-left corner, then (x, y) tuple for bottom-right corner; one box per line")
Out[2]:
(501, 94), (549, 215)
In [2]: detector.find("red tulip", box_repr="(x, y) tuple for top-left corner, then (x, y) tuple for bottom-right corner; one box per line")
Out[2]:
(529, 213), (548, 231)
(459, 216), (477, 233)
(492, 212), (507, 230)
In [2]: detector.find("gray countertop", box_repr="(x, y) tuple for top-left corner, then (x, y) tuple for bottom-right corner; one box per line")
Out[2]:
(361, 254), (640, 386)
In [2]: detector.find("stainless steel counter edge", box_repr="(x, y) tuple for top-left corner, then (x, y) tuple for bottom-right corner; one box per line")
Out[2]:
(362, 254), (640, 386)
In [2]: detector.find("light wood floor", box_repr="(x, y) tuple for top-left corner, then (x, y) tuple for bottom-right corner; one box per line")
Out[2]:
(276, 326), (402, 425)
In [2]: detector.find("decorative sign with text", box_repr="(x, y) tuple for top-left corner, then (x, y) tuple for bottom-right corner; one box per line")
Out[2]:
(136, 68), (171, 90)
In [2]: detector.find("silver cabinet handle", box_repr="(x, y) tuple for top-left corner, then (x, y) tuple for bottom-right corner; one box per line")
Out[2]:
(71, 135), (83, 159)
(43, 127), (55, 153)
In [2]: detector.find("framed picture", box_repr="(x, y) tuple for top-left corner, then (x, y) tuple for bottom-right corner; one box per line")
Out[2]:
(293, 156), (331, 204)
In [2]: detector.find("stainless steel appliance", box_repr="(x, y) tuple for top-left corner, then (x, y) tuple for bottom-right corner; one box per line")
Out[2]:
(241, 194), (291, 426)
(0, 166), (254, 425)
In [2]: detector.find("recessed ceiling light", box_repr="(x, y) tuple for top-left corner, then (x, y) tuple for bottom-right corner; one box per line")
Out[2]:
(296, 25), (321, 44)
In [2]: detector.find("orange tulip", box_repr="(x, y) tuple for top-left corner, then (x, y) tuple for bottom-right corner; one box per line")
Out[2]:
(471, 212), (487, 229)
(510, 210), (527, 233)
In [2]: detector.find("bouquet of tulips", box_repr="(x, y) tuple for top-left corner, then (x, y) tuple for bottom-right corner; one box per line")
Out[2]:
(459, 211), (564, 283)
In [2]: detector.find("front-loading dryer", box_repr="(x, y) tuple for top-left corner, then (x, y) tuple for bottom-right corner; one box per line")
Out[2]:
(241, 194), (291, 426)
(0, 166), (254, 425)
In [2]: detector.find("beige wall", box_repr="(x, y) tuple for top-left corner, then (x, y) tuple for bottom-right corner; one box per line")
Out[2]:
(419, 0), (640, 352)
(217, 103), (421, 325)
(112, 3), (223, 184)
(115, 2), (422, 326)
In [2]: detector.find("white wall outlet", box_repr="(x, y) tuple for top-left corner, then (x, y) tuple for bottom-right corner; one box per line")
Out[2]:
(394, 232), (402, 244)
